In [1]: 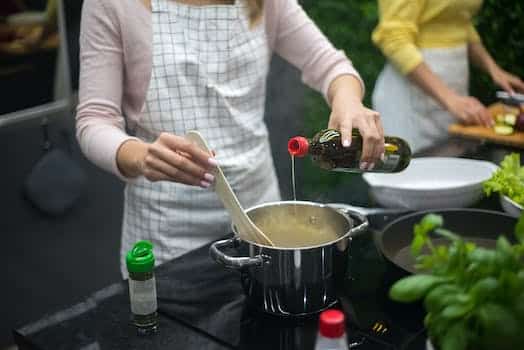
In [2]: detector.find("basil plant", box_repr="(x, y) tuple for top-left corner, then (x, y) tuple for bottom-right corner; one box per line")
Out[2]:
(389, 214), (524, 350)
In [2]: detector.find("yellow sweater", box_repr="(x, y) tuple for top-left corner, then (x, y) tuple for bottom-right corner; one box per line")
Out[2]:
(372, 0), (483, 75)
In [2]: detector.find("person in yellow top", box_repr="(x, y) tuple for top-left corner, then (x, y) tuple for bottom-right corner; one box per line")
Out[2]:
(371, 0), (524, 152)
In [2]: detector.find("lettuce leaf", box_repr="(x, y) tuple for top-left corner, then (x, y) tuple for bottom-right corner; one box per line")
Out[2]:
(483, 153), (524, 205)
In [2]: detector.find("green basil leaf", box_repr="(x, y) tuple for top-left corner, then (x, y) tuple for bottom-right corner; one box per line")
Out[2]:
(421, 214), (444, 231)
(518, 270), (524, 283)
(469, 248), (496, 265)
(496, 236), (515, 267)
(465, 262), (480, 276)
(446, 241), (465, 272)
(497, 236), (513, 253)
(470, 277), (499, 301)
(499, 271), (523, 299)
(477, 303), (520, 340)
(424, 312), (433, 328)
(427, 314), (451, 347)
(412, 215), (445, 256)
(436, 245), (449, 257)
(441, 301), (473, 319)
(424, 284), (462, 313)
(465, 242), (476, 253)
(435, 228), (460, 241)
(415, 254), (437, 272)
(515, 293), (524, 321)
(411, 234), (426, 257)
(389, 274), (447, 303)
(439, 321), (468, 350)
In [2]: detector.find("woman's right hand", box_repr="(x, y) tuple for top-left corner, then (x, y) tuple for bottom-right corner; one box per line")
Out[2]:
(407, 64), (494, 128)
(444, 93), (494, 128)
(117, 133), (217, 188)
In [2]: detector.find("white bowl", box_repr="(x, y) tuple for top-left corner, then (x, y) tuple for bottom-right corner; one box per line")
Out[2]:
(500, 194), (523, 218)
(363, 157), (498, 210)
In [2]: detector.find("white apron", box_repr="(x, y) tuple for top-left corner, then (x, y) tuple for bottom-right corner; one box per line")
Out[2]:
(121, 0), (281, 276)
(372, 45), (469, 153)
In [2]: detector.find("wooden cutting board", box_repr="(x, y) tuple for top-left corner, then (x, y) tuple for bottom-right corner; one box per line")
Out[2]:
(448, 103), (524, 148)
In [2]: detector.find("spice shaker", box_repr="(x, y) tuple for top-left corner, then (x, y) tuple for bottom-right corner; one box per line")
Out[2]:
(126, 240), (158, 335)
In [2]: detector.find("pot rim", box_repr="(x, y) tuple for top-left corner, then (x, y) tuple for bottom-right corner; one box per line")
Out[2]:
(232, 200), (354, 251)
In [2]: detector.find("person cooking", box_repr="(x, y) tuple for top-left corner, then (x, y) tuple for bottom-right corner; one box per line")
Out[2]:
(77, 0), (384, 276)
(372, 0), (524, 153)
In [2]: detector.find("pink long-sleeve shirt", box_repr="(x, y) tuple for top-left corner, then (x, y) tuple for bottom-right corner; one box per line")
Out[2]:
(76, 0), (363, 179)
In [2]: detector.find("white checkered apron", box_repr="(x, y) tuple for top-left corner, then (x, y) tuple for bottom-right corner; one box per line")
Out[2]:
(372, 45), (469, 153)
(120, 0), (281, 276)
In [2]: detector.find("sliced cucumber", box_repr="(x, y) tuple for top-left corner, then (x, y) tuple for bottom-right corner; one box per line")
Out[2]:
(494, 124), (514, 135)
(496, 114), (505, 123)
(504, 113), (517, 126)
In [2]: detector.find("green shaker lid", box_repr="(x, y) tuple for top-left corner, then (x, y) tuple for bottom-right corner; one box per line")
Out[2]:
(126, 240), (155, 273)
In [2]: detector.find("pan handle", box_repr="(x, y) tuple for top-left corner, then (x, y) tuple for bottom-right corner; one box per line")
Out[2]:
(209, 237), (268, 269)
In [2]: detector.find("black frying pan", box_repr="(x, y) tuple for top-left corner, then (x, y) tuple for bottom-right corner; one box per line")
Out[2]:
(376, 208), (518, 274)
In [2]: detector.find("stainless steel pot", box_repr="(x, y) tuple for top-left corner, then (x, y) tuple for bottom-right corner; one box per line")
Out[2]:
(209, 201), (368, 317)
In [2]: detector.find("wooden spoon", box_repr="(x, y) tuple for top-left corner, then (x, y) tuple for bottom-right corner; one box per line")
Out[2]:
(186, 130), (275, 246)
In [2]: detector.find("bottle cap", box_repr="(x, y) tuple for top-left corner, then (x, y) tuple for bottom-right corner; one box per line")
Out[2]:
(288, 136), (309, 157)
(318, 309), (345, 338)
(126, 240), (155, 273)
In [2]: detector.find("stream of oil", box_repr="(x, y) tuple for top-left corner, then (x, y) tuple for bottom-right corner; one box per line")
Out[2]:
(250, 153), (340, 248)
(291, 155), (297, 201)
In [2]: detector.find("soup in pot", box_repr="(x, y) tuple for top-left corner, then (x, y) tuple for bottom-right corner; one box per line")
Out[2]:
(243, 203), (350, 248)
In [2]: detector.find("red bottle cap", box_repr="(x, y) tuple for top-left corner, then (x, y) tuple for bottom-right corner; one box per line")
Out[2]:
(288, 136), (309, 157)
(318, 309), (345, 338)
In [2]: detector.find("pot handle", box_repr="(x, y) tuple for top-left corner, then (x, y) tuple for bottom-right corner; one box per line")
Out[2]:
(346, 210), (369, 237)
(327, 204), (369, 237)
(209, 237), (267, 269)
(327, 203), (411, 217)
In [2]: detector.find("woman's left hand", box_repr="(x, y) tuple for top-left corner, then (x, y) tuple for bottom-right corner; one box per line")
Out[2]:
(328, 76), (384, 170)
(490, 66), (524, 94)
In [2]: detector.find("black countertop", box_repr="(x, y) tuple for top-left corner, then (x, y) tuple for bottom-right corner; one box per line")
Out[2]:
(15, 227), (424, 350)
(14, 138), (521, 350)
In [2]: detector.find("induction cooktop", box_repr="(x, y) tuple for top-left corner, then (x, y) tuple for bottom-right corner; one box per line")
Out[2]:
(154, 210), (427, 350)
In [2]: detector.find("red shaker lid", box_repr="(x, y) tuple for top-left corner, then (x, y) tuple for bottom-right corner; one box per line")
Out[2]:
(318, 309), (345, 338)
(287, 136), (309, 157)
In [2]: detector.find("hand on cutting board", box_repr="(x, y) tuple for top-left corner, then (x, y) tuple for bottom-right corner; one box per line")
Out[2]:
(117, 133), (217, 187)
(444, 92), (494, 128)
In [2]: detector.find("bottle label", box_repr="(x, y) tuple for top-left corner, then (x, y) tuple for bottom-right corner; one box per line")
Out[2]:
(129, 277), (158, 316)
(381, 154), (401, 171)
(331, 154), (401, 173)
(319, 129), (340, 143)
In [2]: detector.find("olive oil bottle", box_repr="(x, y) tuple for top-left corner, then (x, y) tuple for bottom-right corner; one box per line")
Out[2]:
(288, 129), (411, 173)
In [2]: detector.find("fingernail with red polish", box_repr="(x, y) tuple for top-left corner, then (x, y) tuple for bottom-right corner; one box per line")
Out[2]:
(200, 180), (211, 188)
